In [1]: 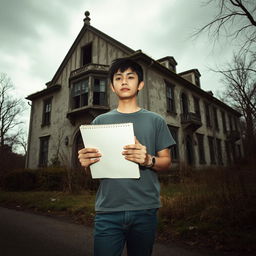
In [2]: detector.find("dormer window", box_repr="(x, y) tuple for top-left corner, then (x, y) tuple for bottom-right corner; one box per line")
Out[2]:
(81, 43), (92, 66)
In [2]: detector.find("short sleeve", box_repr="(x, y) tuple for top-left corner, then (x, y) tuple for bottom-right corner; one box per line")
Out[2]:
(156, 118), (176, 152)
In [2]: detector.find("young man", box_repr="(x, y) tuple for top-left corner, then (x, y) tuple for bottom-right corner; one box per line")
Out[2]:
(78, 58), (175, 256)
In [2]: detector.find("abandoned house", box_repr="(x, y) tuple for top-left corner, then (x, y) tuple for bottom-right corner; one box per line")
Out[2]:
(26, 12), (243, 170)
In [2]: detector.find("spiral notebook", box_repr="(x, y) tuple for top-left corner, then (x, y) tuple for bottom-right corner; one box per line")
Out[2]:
(80, 123), (140, 179)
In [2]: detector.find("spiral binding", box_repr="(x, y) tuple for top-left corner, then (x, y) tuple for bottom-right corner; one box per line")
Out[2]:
(80, 123), (132, 129)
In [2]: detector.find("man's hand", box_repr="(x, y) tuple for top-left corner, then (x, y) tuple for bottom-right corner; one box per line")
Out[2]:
(78, 148), (102, 168)
(122, 137), (151, 166)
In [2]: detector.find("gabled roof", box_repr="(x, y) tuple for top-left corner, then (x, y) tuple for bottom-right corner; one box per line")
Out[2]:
(46, 23), (135, 87)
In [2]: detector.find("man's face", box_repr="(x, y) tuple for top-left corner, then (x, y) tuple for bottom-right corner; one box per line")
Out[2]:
(111, 68), (144, 99)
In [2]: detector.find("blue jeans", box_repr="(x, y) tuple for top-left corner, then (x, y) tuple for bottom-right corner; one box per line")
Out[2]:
(93, 209), (158, 256)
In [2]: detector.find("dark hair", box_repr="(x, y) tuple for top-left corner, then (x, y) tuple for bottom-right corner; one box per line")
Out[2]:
(109, 58), (144, 84)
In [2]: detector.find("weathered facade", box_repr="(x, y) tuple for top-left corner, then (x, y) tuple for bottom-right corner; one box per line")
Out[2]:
(26, 12), (243, 170)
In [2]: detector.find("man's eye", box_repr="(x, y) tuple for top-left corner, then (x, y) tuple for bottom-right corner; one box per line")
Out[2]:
(128, 76), (134, 79)
(115, 77), (121, 81)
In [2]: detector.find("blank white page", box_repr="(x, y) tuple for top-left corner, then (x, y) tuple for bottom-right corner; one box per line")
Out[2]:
(80, 123), (140, 179)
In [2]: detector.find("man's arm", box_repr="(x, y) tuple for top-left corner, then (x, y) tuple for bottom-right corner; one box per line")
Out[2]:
(151, 148), (171, 172)
(123, 137), (172, 172)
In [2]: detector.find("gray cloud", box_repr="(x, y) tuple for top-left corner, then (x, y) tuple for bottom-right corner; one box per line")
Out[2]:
(0, 0), (243, 98)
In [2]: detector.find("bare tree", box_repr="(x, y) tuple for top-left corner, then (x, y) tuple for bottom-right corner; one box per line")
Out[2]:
(196, 0), (256, 52)
(0, 73), (25, 148)
(6, 128), (28, 155)
(214, 53), (256, 157)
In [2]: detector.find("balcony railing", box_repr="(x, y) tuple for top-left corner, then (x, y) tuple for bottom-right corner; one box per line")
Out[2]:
(66, 105), (110, 125)
(180, 112), (202, 131)
(70, 64), (109, 78)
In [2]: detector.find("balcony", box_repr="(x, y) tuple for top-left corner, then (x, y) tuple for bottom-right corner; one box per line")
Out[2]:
(180, 112), (202, 131)
(226, 130), (240, 141)
(70, 64), (109, 78)
(66, 105), (110, 125)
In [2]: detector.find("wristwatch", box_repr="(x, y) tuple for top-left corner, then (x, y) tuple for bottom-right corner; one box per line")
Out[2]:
(146, 155), (156, 168)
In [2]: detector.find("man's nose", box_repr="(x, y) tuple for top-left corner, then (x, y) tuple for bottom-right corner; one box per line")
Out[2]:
(121, 77), (128, 85)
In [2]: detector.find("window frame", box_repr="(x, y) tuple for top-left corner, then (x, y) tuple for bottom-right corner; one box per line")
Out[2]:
(42, 97), (52, 126)
(196, 133), (206, 164)
(92, 77), (108, 106)
(165, 80), (176, 114)
(39, 135), (50, 167)
(193, 96), (201, 117)
(204, 102), (212, 128)
(216, 138), (223, 165)
(208, 136), (216, 164)
(221, 111), (227, 133)
(71, 77), (89, 110)
(213, 106), (219, 131)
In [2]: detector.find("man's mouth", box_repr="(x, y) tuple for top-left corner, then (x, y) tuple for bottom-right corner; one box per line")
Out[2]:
(120, 88), (130, 91)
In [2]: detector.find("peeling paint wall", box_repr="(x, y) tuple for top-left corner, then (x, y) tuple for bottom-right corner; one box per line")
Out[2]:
(27, 30), (131, 169)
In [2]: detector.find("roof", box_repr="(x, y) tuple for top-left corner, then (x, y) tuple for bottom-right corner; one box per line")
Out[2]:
(26, 17), (240, 117)
(26, 84), (61, 101)
(129, 51), (241, 117)
(46, 24), (135, 87)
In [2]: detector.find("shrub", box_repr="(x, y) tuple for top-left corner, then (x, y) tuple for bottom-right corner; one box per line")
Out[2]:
(2, 167), (101, 192)
(37, 168), (66, 191)
(3, 169), (37, 191)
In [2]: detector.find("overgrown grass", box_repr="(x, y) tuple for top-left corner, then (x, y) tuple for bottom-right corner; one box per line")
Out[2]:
(158, 165), (256, 253)
(0, 164), (255, 253)
(0, 190), (96, 225)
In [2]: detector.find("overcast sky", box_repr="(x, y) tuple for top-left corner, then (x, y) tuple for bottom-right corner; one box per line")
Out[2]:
(0, 0), (244, 130)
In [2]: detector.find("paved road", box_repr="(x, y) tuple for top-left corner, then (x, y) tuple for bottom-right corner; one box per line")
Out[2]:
(0, 207), (225, 256)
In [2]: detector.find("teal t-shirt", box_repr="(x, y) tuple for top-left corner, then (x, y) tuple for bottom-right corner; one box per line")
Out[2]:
(92, 108), (175, 212)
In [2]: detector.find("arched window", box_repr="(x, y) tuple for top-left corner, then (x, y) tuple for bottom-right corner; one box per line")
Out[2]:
(181, 93), (189, 114)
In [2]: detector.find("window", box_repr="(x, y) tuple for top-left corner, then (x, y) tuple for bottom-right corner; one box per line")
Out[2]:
(208, 136), (216, 164)
(93, 78), (107, 105)
(181, 93), (189, 114)
(168, 126), (179, 161)
(205, 102), (211, 127)
(193, 96), (201, 117)
(228, 115), (233, 130)
(39, 136), (50, 167)
(221, 111), (227, 133)
(213, 107), (219, 130)
(72, 78), (89, 109)
(81, 43), (92, 66)
(165, 81), (175, 113)
(216, 139), (223, 165)
(225, 141), (231, 164)
(42, 98), (52, 126)
(234, 117), (238, 131)
(196, 133), (205, 164)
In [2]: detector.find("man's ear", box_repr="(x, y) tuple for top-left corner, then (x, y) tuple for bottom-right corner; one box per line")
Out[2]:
(137, 81), (145, 91)
(110, 83), (116, 93)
